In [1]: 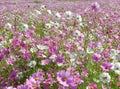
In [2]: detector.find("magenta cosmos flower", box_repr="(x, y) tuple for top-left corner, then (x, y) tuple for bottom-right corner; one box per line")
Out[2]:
(87, 83), (98, 89)
(25, 77), (40, 89)
(91, 2), (100, 12)
(92, 53), (102, 62)
(23, 52), (31, 61)
(57, 70), (73, 87)
(41, 59), (50, 65)
(55, 54), (65, 64)
(17, 84), (31, 89)
(69, 73), (83, 88)
(32, 71), (44, 83)
(4, 86), (16, 89)
(101, 62), (112, 71)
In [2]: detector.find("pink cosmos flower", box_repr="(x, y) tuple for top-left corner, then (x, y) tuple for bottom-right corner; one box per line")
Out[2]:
(92, 53), (102, 62)
(23, 52), (31, 61)
(17, 84), (31, 89)
(26, 77), (40, 89)
(87, 83), (98, 89)
(49, 46), (59, 55)
(4, 86), (16, 89)
(101, 62), (112, 71)
(91, 2), (100, 12)
(70, 72), (83, 88)
(6, 59), (14, 65)
(57, 70), (73, 87)
(32, 71), (44, 83)
(117, 82), (120, 87)
(55, 54), (65, 64)
(41, 59), (50, 65)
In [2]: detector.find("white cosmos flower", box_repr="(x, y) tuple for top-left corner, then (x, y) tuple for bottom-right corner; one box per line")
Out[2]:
(16, 72), (23, 79)
(34, 10), (41, 15)
(93, 78), (100, 83)
(99, 72), (111, 83)
(79, 23), (84, 27)
(53, 22), (60, 28)
(30, 47), (38, 53)
(87, 47), (94, 54)
(88, 34), (95, 40)
(28, 60), (37, 68)
(49, 54), (57, 62)
(74, 30), (83, 37)
(97, 43), (104, 52)
(4, 23), (12, 29)
(116, 54), (120, 61)
(49, 54), (57, 59)
(64, 11), (73, 19)
(55, 12), (61, 19)
(40, 5), (46, 11)
(0, 40), (7, 48)
(37, 45), (49, 50)
(112, 62), (120, 75)
(69, 52), (77, 59)
(47, 10), (52, 15)
(110, 49), (119, 60)
(21, 23), (29, 31)
(76, 14), (82, 22)
(45, 23), (52, 29)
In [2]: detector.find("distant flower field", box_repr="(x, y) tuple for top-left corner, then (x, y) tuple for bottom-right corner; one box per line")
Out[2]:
(0, 0), (120, 89)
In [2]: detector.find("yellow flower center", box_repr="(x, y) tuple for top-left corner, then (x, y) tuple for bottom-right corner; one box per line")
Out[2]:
(35, 77), (39, 81)
(32, 84), (37, 87)
(62, 77), (67, 81)
(88, 86), (94, 89)
(75, 78), (79, 83)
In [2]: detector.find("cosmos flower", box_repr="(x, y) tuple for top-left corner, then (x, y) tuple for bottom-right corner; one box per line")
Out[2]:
(55, 54), (65, 64)
(4, 86), (16, 89)
(41, 59), (50, 65)
(53, 22), (60, 28)
(49, 46), (59, 55)
(37, 45), (49, 50)
(70, 73), (83, 88)
(34, 10), (41, 16)
(101, 62), (112, 71)
(30, 47), (38, 53)
(45, 23), (52, 29)
(21, 23), (29, 31)
(9, 71), (16, 80)
(26, 77), (40, 89)
(99, 72), (111, 83)
(55, 12), (61, 19)
(6, 59), (14, 65)
(112, 62), (120, 75)
(16, 72), (23, 79)
(17, 84), (31, 89)
(75, 14), (82, 22)
(23, 52), (31, 61)
(57, 70), (73, 87)
(91, 2), (100, 12)
(4, 23), (12, 29)
(28, 60), (37, 68)
(47, 10), (52, 15)
(31, 71), (44, 82)
(40, 5), (47, 11)
(117, 82), (120, 87)
(110, 49), (119, 60)
(92, 53), (102, 62)
(64, 11), (73, 19)
(86, 83), (98, 89)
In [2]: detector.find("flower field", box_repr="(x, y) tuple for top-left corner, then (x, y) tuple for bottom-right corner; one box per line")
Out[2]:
(0, 0), (120, 89)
